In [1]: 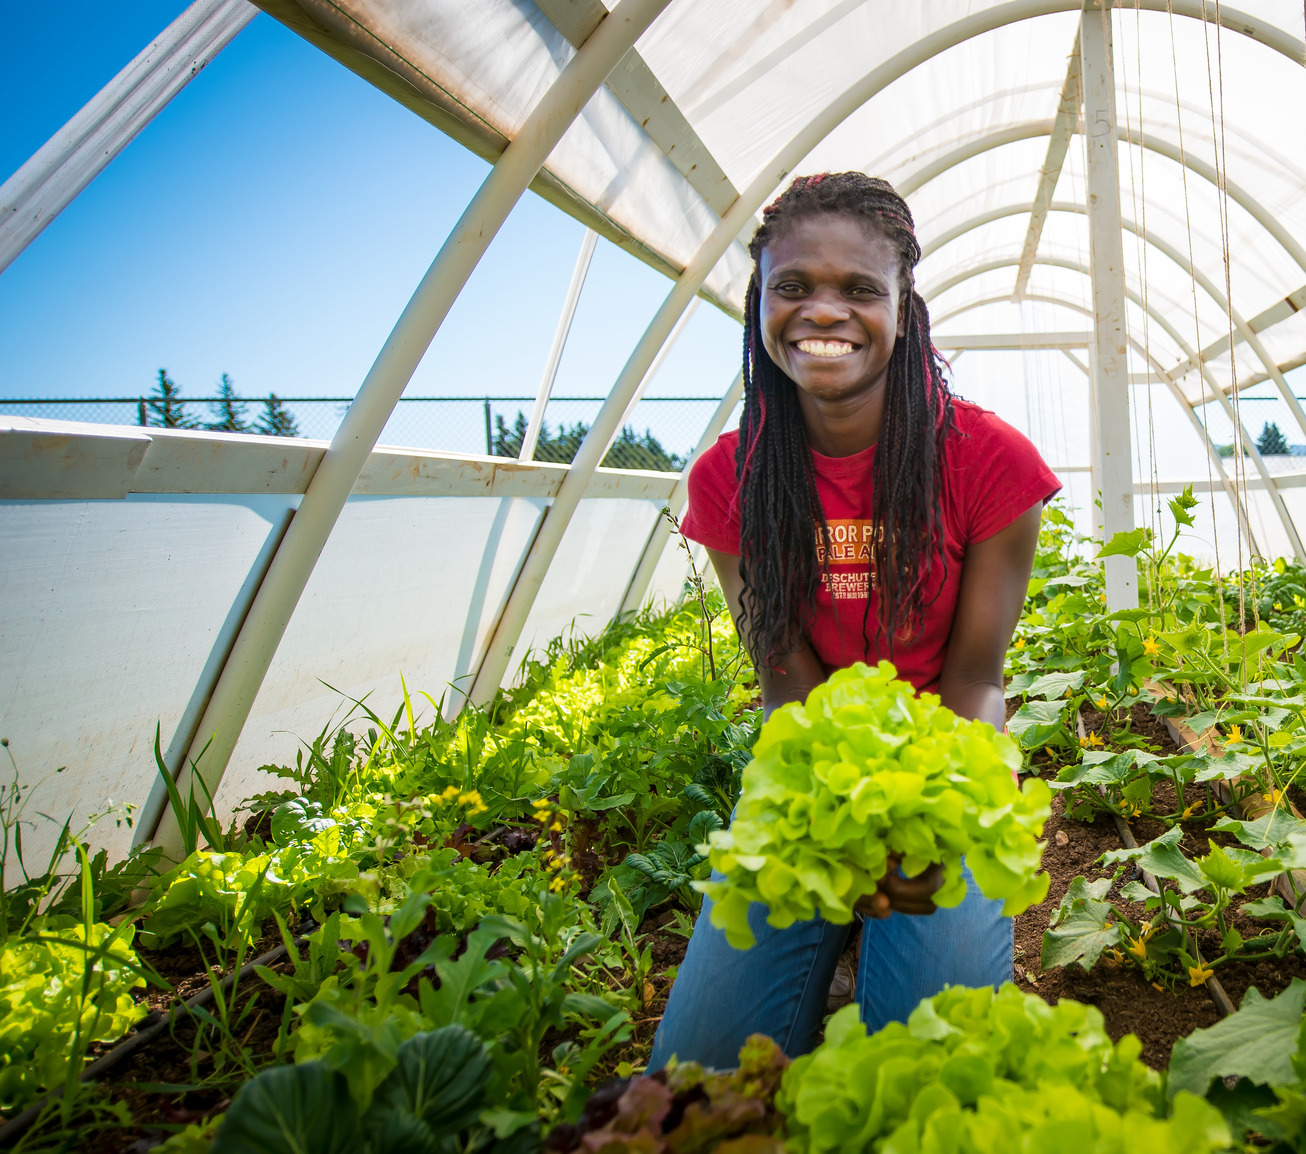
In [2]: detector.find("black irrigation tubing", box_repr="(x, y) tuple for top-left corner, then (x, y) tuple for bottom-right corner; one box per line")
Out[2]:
(1078, 710), (1236, 1018)
(0, 931), (309, 1147)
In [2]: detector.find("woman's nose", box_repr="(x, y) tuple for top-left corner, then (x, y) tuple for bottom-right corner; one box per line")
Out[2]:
(800, 290), (850, 325)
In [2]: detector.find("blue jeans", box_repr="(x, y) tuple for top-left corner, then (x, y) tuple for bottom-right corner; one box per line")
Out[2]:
(648, 861), (1011, 1071)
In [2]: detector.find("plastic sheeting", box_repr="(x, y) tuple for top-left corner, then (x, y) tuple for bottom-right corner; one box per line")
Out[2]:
(254, 0), (1303, 409)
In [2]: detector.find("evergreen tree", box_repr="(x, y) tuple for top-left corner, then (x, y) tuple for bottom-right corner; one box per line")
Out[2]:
(490, 408), (684, 471)
(145, 368), (198, 428)
(255, 393), (300, 438)
(492, 412), (529, 456)
(205, 373), (250, 432)
(1257, 420), (1290, 455)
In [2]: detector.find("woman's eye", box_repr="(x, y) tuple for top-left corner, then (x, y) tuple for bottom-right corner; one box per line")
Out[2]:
(772, 281), (805, 294)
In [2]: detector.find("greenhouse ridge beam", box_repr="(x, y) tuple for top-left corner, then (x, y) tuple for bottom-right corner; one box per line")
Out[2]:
(148, 0), (675, 860)
(463, 0), (1305, 709)
(0, 0), (255, 275)
(1015, 28), (1082, 298)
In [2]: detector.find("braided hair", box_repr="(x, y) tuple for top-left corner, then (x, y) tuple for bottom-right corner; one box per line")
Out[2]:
(734, 172), (955, 666)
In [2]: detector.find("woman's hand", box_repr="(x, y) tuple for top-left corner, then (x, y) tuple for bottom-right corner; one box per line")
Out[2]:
(855, 858), (944, 919)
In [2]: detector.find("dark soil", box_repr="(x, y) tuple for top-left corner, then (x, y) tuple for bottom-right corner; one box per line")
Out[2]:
(1014, 782), (1306, 1070)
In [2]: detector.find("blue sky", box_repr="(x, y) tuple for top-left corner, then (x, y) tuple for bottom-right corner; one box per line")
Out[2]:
(0, 5), (742, 439)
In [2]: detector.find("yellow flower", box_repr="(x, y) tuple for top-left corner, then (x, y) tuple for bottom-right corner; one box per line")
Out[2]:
(1095, 696), (1109, 710)
(1142, 636), (1160, 657)
(1275, 602), (1284, 611)
(531, 797), (551, 809)
(1078, 731), (1104, 749)
(1151, 982), (1166, 993)
(549, 820), (564, 833)
(1295, 593), (1306, 609)
(1188, 962), (1214, 986)
(1224, 724), (1244, 748)
(1181, 801), (1204, 819)
(1264, 788), (1285, 807)
(1014, 638), (1026, 649)
(1107, 948), (1125, 964)
(441, 784), (460, 802)
(1126, 936), (1148, 962)
(549, 874), (567, 893)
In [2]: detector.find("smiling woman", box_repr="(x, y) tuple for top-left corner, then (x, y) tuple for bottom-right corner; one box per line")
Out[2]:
(648, 172), (1063, 1072)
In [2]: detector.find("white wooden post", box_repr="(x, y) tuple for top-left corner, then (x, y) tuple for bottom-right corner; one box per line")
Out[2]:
(1081, 0), (1137, 608)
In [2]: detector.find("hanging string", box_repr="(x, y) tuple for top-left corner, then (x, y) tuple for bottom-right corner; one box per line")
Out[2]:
(1165, 0), (1236, 646)
(1203, 0), (1260, 644)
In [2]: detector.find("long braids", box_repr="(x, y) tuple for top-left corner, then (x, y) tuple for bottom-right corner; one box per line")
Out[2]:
(734, 172), (955, 666)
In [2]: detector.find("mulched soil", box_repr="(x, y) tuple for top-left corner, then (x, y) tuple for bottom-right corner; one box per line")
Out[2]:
(1013, 699), (1306, 1068)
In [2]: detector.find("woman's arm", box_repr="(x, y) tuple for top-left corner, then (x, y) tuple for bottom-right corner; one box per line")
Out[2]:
(937, 500), (1045, 729)
(705, 546), (827, 719)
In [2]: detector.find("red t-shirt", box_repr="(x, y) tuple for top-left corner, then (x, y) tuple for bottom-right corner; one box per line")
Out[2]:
(680, 399), (1061, 693)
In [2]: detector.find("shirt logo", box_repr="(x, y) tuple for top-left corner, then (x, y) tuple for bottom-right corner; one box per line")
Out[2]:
(817, 519), (877, 600)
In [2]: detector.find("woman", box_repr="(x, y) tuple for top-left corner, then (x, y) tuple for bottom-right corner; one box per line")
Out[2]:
(649, 173), (1060, 1070)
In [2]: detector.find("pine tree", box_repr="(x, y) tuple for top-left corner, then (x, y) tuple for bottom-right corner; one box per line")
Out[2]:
(255, 394), (300, 438)
(1257, 421), (1290, 455)
(489, 407), (683, 471)
(145, 368), (199, 428)
(492, 412), (529, 456)
(205, 374), (250, 433)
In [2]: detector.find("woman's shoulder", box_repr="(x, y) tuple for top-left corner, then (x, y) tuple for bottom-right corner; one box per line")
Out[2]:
(945, 398), (1044, 462)
(689, 429), (741, 487)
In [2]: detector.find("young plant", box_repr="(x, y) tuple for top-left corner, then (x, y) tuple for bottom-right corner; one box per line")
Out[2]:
(701, 662), (1051, 948)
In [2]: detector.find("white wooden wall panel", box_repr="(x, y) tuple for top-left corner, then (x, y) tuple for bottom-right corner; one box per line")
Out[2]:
(0, 494), (294, 869)
(504, 498), (666, 676)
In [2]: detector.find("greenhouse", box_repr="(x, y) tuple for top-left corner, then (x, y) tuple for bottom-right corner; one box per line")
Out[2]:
(1, 0), (1306, 1150)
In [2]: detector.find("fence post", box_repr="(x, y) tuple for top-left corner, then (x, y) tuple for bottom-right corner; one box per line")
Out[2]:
(138, 397), (146, 426)
(484, 398), (492, 455)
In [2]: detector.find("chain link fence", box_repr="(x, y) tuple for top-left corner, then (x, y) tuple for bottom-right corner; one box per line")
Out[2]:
(0, 395), (741, 472)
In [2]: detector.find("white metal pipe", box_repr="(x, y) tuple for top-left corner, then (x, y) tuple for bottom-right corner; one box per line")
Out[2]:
(0, 0), (256, 275)
(617, 371), (745, 615)
(896, 120), (1306, 281)
(520, 229), (598, 461)
(150, 0), (674, 860)
(463, 0), (1302, 706)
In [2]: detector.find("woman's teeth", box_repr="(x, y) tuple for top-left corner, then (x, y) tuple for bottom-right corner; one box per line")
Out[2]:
(796, 340), (855, 358)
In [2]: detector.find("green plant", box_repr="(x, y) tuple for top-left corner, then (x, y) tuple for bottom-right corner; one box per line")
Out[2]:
(212, 1025), (499, 1154)
(700, 661), (1050, 949)
(1042, 813), (1306, 988)
(777, 984), (1230, 1153)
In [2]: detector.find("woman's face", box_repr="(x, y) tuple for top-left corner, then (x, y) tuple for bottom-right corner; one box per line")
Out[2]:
(758, 213), (907, 409)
